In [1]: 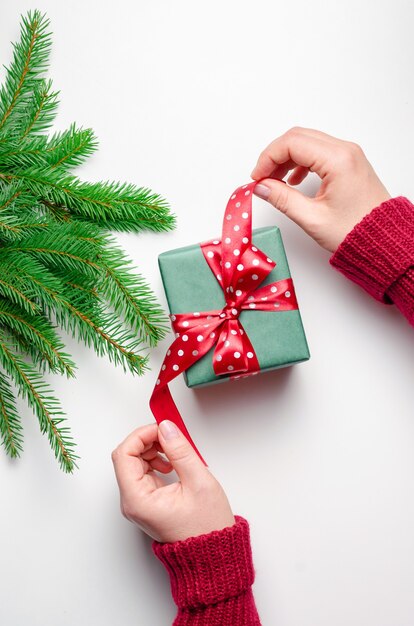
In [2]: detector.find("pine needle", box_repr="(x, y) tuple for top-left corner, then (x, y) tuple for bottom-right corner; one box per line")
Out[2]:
(0, 11), (175, 471)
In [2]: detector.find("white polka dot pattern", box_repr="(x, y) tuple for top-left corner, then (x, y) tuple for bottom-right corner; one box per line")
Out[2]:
(150, 180), (300, 464)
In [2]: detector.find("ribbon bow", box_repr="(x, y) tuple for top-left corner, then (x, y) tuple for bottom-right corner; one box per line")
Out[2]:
(150, 180), (298, 463)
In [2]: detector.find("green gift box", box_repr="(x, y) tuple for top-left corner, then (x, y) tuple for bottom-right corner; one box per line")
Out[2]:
(158, 226), (310, 388)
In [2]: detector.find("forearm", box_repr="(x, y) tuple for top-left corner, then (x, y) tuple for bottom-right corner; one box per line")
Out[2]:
(330, 196), (414, 326)
(152, 516), (261, 626)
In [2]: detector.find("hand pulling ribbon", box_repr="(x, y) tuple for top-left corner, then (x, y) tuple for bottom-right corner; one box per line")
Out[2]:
(150, 180), (299, 464)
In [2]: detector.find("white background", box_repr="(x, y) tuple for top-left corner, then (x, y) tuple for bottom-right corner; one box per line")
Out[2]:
(0, 1), (413, 625)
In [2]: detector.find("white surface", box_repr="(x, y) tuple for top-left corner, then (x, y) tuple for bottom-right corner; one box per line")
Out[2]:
(0, 1), (413, 625)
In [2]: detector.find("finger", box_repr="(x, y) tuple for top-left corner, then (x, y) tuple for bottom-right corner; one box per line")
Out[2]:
(253, 177), (317, 231)
(265, 136), (336, 182)
(263, 128), (344, 165)
(284, 126), (343, 145)
(149, 455), (174, 474)
(112, 423), (159, 494)
(268, 161), (297, 180)
(116, 423), (159, 456)
(142, 444), (173, 474)
(141, 454), (173, 475)
(287, 165), (310, 185)
(141, 442), (166, 460)
(158, 420), (208, 489)
(251, 131), (327, 179)
(251, 128), (341, 180)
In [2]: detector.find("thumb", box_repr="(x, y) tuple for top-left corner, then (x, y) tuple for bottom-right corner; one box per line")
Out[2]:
(158, 420), (208, 488)
(253, 178), (315, 231)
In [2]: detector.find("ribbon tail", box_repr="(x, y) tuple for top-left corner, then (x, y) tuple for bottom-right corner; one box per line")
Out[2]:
(149, 325), (221, 466)
(150, 386), (207, 466)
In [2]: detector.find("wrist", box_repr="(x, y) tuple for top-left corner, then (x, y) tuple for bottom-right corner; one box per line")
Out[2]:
(157, 512), (236, 543)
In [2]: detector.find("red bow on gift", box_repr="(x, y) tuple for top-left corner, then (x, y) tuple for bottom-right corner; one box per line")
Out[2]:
(149, 180), (298, 464)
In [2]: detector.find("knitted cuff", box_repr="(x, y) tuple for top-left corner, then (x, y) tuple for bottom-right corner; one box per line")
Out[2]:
(330, 196), (414, 302)
(152, 516), (255, 609)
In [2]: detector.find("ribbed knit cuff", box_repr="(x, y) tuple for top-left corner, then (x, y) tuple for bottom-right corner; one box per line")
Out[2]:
(152, 516), (255, 610)
(330, 196), (414, 303)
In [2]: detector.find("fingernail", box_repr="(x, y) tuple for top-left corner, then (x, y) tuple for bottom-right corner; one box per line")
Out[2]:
(159, 420), (179, 440)
(254, 184), (270, 200)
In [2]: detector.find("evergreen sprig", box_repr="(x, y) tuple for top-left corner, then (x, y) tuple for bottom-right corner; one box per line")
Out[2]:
(0, 10), (175, 471)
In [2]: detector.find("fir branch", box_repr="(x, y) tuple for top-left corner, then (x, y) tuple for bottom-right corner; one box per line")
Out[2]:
(0, 11), (52, 135)
(0, 371), (23, 458)
(0, 221), (104, 277)
(0, 180), (23, 210)
(0, 11), (175, 470)
(0, 135), (49, 169)
(0, 336), (77, 472)
(0, 299), (75, 377)
(0, 218), (48, 240)
(6, 256), (148, 375)
(0, 252), (65, 311)
(39, 198), (71, 222)
(55, 290), (149, 376)
(52, 268), (99, 301)
(0, 270), (39, 315)
(9, 168), (175, 232)
(19, 79), (59, 138)
(46, 123), (98, 169)
(0, 182), (47, 240)
(99, 243), (169, 346)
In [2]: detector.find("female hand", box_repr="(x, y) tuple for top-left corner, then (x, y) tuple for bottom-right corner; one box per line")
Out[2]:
(111, 421), (235, 543)
(251, 127), (391, 252)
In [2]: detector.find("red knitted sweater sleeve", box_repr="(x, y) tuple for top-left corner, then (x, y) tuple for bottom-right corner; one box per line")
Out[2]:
(152, 515), (261, 625)
(329, 196), (414, 325)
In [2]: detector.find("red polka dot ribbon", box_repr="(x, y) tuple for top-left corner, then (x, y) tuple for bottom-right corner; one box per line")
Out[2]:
(150, 180), (299, 464)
